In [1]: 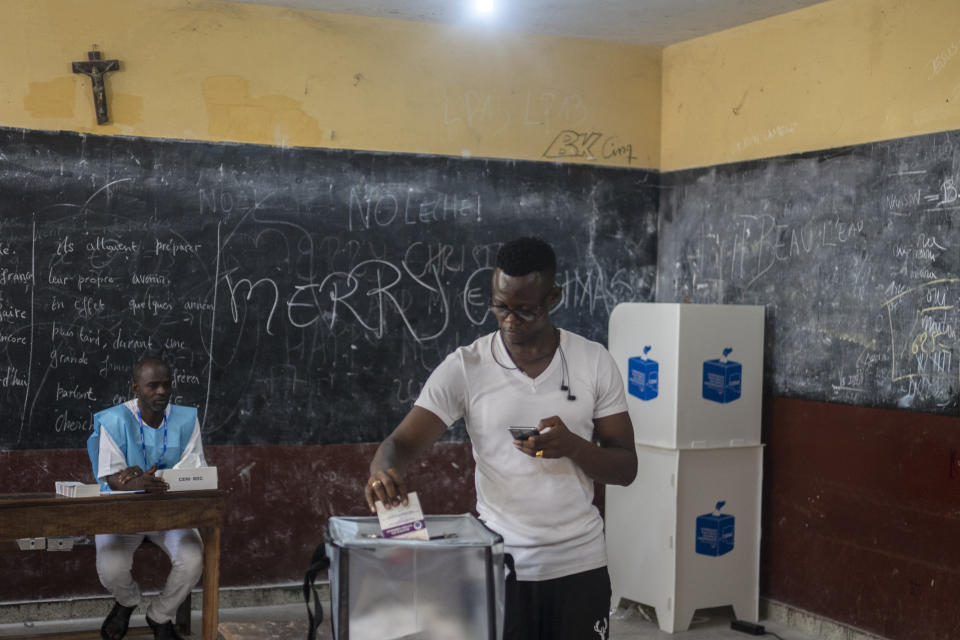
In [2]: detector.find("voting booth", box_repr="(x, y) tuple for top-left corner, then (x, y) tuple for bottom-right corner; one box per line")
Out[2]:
(609, 303), (764, 449)
(607, 303), (764, 632)
(606, 445), (763, 632)
(324, 514), (506, 640)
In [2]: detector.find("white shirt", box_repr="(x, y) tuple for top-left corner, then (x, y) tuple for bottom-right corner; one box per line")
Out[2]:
(415, 329), (628, 581)
(96, 399), (206, 480)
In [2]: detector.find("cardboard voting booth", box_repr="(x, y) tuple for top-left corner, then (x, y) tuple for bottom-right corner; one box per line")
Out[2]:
(609, 303), (764, 449)
(607, 303), (764, 632)
(606, 445), (763, 633)
(324, 514), (506, 640)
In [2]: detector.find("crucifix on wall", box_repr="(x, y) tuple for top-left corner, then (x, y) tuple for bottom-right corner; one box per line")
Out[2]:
(72, 47), (120, 125)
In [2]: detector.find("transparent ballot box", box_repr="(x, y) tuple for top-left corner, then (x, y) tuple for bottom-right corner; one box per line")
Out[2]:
(325, 514), (506, 640)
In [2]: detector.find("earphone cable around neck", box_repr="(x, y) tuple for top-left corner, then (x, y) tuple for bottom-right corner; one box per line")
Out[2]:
(558, 335), (576, 401)
(490, 329), (521, 371)
(490, 328), (560, 373)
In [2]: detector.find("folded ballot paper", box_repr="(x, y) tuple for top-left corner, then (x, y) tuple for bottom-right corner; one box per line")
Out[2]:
(375, 491), (430, 540)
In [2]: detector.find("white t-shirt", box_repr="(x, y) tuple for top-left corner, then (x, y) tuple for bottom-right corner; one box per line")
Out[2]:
(415, 328), (629, 581)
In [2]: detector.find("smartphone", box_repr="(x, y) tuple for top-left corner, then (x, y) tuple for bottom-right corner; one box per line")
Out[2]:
(507, 426), (539, 440)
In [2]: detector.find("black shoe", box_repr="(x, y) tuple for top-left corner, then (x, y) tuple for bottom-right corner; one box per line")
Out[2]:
(145, 615), (185, 640)
(100, 601), (136, 640)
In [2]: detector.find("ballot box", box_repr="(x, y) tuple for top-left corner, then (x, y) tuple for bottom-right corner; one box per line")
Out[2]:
(325, 514), (506, 640)
(609, 302), (764, 449)
(606, 444), (763, 633)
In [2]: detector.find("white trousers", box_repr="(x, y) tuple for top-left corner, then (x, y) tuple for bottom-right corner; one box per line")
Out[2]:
(95, 529), (204, 623)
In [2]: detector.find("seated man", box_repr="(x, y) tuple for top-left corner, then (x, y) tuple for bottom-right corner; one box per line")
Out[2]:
(87, 356), (206, 640)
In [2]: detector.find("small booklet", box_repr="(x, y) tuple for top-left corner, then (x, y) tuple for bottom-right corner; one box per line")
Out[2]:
(54, 481), (100, 498)
(375, 491), (430, 540)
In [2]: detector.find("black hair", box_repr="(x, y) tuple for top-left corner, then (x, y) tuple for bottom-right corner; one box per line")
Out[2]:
(495, 237), (557, 279)
(132, 355), (172, 381)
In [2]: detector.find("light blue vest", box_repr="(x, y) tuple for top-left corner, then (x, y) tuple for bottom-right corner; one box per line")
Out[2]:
(87, 403), (198, 490)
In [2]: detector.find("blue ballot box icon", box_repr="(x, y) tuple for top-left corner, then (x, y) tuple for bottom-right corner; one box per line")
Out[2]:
(696, 500), (735, 556)
(628, 346), (658, 401)
(702, 348), (741, 403)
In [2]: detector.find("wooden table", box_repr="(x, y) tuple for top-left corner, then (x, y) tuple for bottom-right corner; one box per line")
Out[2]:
(0, 490), (226, 640)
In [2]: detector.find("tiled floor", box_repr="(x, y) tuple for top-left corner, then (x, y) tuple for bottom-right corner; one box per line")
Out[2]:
(221, 602), (818, 639)
(0, 602), (816, 639)
(607, 605), (813, 640)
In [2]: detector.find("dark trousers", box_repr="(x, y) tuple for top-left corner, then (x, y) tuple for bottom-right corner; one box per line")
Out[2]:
(504, 566), (611, 640)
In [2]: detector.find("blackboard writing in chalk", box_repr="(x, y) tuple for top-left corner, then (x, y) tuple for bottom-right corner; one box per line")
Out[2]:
(0, 127), (658, 450)
(658, 128), (960, 414)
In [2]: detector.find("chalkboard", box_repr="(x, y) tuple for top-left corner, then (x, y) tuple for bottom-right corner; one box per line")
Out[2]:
(658, 128), (960, 413)
(0, 127), (657, 450)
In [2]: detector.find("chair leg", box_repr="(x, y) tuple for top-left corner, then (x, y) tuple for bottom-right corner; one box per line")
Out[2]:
(175, 591), (191, 635)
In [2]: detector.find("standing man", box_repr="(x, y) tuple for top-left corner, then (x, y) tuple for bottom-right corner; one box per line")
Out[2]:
(365, 237), (637, 640)
(87, 356), (206, 640)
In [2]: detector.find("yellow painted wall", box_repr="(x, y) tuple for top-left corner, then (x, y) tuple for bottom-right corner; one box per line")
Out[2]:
(8, 0), (960, 174)
(662, 0), (960, 170)
(0, 0), (661, 170)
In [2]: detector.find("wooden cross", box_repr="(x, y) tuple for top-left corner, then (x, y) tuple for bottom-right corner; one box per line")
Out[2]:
(72, 48), (120, 125)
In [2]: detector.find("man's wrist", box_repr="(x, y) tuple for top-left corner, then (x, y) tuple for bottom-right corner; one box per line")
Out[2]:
(566, 434), (592, 465)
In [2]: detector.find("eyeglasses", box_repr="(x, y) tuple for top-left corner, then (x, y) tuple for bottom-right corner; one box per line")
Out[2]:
(489, 293), (553, 323)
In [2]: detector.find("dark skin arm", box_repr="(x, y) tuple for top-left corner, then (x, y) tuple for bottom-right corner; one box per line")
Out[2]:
(365, 406), (447, 513)
(512, 411), (637, 486)
(104, 464), (169, 493)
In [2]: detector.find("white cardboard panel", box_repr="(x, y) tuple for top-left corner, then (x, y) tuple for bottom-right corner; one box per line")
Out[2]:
(606, 445), (677, 619)
(609, 304), (680, 448)
(676, 305), (764, 448)
(674, 447), (762, 628)
(609, 303), (764, 449)
(606, 445), (763, 633)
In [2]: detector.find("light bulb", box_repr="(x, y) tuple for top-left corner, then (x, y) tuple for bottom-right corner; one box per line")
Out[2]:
(473, 0), (495, 16)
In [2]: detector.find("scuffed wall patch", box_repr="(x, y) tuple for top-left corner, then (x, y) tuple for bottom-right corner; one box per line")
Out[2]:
(202, 75), (325, 146)
(24, 77), (75, 119)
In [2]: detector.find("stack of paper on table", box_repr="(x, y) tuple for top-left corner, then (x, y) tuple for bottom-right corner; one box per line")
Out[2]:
(55, 481), (100, 497)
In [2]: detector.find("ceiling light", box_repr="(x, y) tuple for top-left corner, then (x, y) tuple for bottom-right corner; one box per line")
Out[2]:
(473, 0), (495, 17)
